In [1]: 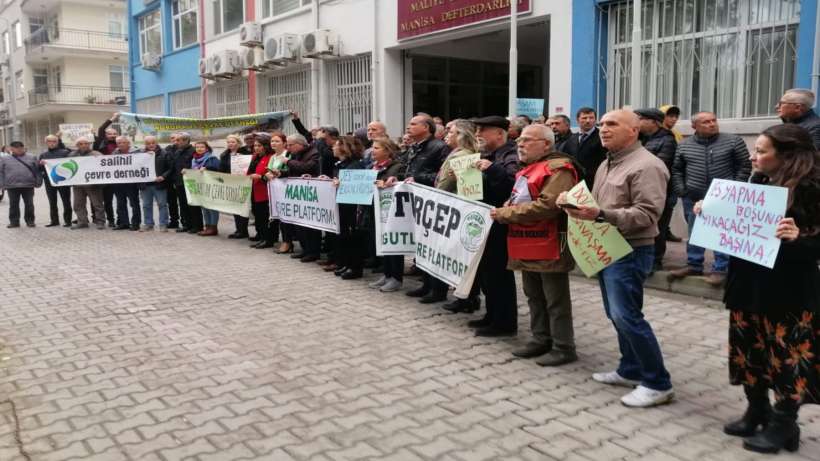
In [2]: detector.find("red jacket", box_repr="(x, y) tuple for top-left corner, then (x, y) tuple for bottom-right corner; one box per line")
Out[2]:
(250, 154), (273, 203)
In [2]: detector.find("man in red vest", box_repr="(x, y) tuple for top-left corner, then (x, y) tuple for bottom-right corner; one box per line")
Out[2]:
(490, 124), (580, 366)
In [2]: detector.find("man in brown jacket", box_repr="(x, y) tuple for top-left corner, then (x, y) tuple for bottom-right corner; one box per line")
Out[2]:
(492, 124), (580, 366)
(558, 109), (675, 408)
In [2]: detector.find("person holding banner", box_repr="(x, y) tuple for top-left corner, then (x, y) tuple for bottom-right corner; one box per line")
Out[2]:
(219, 134), (251, 239)
(139, 136), (173, 232)
(68, 138), (105, 230)
(283, 134), (322, 262)
(266, 133), (294, 253)
(171, 133), (201, 234)
(248, 139), (276, 249)
(94, 113), (120, 228)
(558, 109), (674, 408)
(707, 124), (819, 454)
(368, 138), (407, 292)
(164, 133), (181, 229)
(190, 141), (222, 236)
(111, 137), (142, 231)
(491, 124), (579, 365)
(38, 135), (73, 228)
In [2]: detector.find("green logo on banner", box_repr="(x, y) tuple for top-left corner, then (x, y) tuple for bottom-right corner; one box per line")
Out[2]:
(49, 159), (79, 183)
(460, 211), (486, 252)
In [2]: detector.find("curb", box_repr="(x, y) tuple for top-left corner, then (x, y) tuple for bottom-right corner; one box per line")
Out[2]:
(571, 269), (724, 302)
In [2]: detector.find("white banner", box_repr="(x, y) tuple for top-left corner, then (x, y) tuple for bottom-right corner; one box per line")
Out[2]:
(374, 185), (416, 255)
(392, 182), (492, 298)
(44, 153), (156, 187)
(267, 178), (340, 233)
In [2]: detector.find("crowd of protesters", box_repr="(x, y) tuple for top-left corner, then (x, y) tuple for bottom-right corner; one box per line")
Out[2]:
(1, 88), (818, 455)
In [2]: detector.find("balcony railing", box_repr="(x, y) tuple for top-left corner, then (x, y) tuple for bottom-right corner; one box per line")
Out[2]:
(28, 85), (129, 107)
(24, 28), (128, 54)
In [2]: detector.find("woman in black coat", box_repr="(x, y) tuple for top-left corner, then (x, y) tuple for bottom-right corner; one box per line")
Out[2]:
(219, 134), (251, 238)
(707, 124), (819, 454)
(366, 138), (406, 292)
(326, 136), (365, 278)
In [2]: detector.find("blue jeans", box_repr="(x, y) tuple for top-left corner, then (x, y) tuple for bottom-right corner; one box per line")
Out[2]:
(140, 186), (169, 227)
(598, 245), (672, 391)
(681, 197), (729, 273)
(202, 208), (219, 226)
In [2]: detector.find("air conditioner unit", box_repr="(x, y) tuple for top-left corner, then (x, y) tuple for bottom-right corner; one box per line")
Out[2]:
(300, 30), (338, 58)
(263, 34), (298, 65)
(199, 57), (214, 79)
(239, 47), (267, 71)
(141, 52), (161, 71)
(239, 22), (263, 47)
(210, 50), (241, 78)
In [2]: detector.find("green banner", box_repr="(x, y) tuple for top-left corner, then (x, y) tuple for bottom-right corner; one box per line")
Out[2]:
(565, 181), (633, 277)
(183, 170), (253, 218)
(119, 111), (290, 143)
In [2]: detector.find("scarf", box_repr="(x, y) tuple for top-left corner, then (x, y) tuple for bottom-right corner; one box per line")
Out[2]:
(191, 151), (213, 169)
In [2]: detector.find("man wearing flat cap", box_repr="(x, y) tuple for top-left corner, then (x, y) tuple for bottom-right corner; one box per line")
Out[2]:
(635, 108), (678, 272)
(464, 115), (521, 337)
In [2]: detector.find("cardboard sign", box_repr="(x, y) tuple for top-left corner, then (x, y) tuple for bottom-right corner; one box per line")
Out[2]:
(449, 153), (483, 200)
(268, 178), (340, 233)
(59, 123), (95, 147)
(689, 179), (787, 268)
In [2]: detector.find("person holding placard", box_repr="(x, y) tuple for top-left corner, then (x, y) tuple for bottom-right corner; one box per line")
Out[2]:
(367, 138), (406, 293)
(247, 138), (276, 249)
(558, 109), (674, 408)
(219, 134), (251, 239)
(265, 133), (293, 253)
(139, 136), (172, 232)
(283, 134), (321, 261)
(38, 135), (73, 228)
(191, 141), (222, 236)
(328, 136), (365, 279)
(68, 138), (105, 230)
(706, 124), (818, 454)
(111, 136), (142, 231)
(491, 124), (579, 366)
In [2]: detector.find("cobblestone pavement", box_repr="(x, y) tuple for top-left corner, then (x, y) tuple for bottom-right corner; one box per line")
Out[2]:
(0, 195), (818, 461)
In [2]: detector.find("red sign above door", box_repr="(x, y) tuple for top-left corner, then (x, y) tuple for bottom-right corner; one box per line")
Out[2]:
(397, 0), (532, 41)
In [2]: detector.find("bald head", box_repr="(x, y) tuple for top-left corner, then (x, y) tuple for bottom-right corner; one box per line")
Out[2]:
(367, 121), (386, 141)
(599, 110), (640, 152)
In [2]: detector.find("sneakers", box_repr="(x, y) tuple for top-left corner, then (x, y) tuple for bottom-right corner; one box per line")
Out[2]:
(620, 385), (675, 408)
(369, 276), (388, 289)
(141, 225), (154, 232)
(592, 371), (640, 388)
(379, 278), (402, 292)
(159, 226), (169, 232)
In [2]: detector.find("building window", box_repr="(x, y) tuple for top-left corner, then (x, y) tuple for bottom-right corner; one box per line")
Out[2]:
(262, 0), (305, 18)
(109, 65), (126, 91)
(136, 95), (164, 115)
(212, 0), (243, 36)
(261, 66), (311, 134)
(138, 10), (162, 56)
(15, 71), (23, 98)
(12, 21), (21, 49)
(108, 15), (124, 37)
(207, 79), (248, 117)
(32, 69), (48, 94)
(328, 54), (372, 134)
(29, 17), (44, 35)
(170, 89), (202, 118)
(172, 0), (198, 49)
(49, 66), (61, 93)
(604, 0), (800, 119)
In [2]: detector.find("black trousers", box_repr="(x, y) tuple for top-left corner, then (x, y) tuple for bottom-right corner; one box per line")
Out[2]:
(252, 201), (274, 244)
(654, 196), (676, 267)
(175, 182), (201, 230)
(114, 184), (141, 227)
(383, 255), (405, 282)
(44, 181), (72, 225)
(7, 188), (35, 225)
(479, 223), (518, 332)
(167, 183), (181, 226)
(233, 215), (249, 235)
(298, 226), (322, 257)
(278, 221), (293, 243)
(102, 185), (116, 225)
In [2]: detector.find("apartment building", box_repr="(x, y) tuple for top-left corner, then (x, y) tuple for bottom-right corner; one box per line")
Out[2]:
(129, 0), (818, 138)
(0, 0), (129, 150)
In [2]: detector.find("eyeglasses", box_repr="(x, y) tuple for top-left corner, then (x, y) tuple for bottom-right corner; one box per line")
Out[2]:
(776, 101), (800, 107)
(516, 137), (547, 144)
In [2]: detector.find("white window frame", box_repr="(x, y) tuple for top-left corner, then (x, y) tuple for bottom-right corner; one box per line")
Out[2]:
(109, 65), (126, 91)
(108, 15), (124, 37)
(138, 10), (162, 56)
(15, 71), (23, 99)
(12, 21), (22, 49)
(2, 31), (9, 55)
(211, 0), (244, 36)
(604, 0), (801, 120)
(172, 0), (198, 49)
(207, 79), (249, 117)
(136, 95), (164, 116)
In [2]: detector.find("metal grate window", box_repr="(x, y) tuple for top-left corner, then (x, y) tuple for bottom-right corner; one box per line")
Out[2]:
(136, 95), (164, 115)
(328, 54), (372, 134)
(170, 89), (202, 118)
(259, 66), (311, 135)
(602, 0), (800, 119)
(207, 79), (249, 117)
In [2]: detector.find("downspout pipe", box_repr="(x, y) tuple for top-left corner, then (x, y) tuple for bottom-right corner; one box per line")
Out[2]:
(812, 3), (820, 104)
(310, 1), (320, 128)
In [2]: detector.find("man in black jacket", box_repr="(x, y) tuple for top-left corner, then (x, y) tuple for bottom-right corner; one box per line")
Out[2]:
(170, 132), (201, 233)
(635, 108), (677, 272)
(466, 115), (520, 337)
(139, 136), (173, 231)
(777, 88), (820, 149)
(284, 134), (322, 262)
(38, 135), (73, 227)
(94, 112), (120, 227)
(548, 115), (574, 154)
(164, 133), (181, 229)
(562, 107), (607, 189)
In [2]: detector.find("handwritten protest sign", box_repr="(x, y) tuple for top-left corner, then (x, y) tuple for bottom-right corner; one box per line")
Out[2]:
(337, 169), (378, 205)
(689, 179), (787, 268)
(515, 98), (545, 119)
(230, 154), (252, 175)
(565, 181), (632, 277)
(449, 153), (483, 200)
(59, 123), (95, 147)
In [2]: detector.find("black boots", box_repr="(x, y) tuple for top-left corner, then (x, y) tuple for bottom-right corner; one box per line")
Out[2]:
(743, 400), (800, 454)
(724, 385), (772, 437)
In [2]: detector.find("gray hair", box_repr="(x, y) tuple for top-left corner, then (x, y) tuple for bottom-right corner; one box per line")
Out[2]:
(784, 88), (815, 108)
(286, 134), (309, 146)
(177, 132), (192, 143)
(691, 111), (716, 125)
(144, 135), (158, 143)
(45, 134), (59, 142)
(115, 136), (130, 144)
(509, 117), (528, 133)
(75, 136), (91, 144)
(524, 123), (555, 146)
